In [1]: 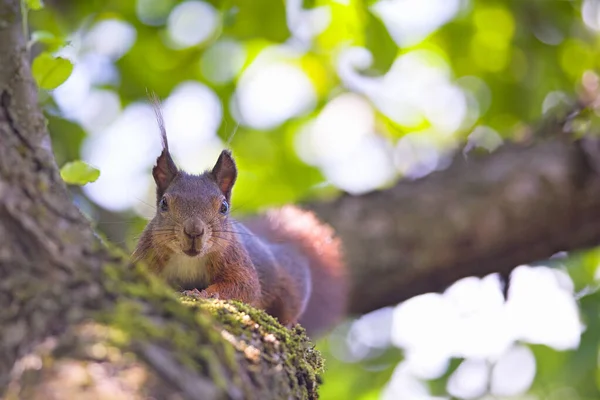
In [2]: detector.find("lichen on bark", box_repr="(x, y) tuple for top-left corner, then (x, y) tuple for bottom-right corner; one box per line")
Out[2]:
(4, 254), (324, 400)
(101, 258), (325, 399)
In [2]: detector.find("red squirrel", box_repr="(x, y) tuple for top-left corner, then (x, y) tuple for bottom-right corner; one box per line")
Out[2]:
(132, 98), (347, 337)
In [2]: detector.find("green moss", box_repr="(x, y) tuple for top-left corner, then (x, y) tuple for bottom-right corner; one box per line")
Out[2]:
(98, 259), (236, 391)
(96, 246), (323, 399)
(193, 298), (324, 398)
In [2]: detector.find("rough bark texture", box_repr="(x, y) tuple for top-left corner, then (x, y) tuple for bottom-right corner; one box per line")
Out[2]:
(0, 0), (106, 386)
(312, 132), (600, 315)
(0, 2), (323, 399)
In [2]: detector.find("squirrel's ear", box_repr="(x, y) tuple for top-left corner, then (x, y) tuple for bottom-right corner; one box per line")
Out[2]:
(211, 150), (237, 201)
(152, 149), (178, 196)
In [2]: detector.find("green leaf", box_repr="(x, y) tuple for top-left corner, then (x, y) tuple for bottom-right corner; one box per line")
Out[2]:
(60, 161), (100, 186)
(30, 31), (66, 51)
(31, 52), (73, 90)
(25, 0), (44, 10)
(31, 30), (54, 42)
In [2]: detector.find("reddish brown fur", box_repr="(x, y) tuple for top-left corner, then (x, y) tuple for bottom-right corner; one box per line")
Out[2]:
(133, 170), (347, 334)
(204, 240), (262, 308)
(133, 96), (347, 336)
(244, 206), (347, 336)
(132, 170), (263, 309)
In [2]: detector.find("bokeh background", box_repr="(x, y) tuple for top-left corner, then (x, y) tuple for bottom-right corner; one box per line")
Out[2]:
(29, 0), (600, 398)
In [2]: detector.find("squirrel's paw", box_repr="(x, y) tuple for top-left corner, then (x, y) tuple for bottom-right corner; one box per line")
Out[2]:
(200, 290), (220, 299)
(181, 288), (220, 300)
(181, 288), (203, 298)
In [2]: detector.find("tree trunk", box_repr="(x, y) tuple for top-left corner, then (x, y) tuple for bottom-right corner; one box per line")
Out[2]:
(0, 2), (322, 399)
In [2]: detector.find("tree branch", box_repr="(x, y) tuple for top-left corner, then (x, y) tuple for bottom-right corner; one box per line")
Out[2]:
(312, 133), (600, 315)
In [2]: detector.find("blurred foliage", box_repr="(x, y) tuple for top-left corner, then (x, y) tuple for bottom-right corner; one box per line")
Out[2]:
(21, 0), (600, 398)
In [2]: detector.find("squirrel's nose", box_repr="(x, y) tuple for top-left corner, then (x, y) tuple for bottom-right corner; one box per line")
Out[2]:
(183, 220), (205, 239)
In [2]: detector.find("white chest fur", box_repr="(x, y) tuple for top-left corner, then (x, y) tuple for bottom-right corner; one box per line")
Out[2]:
(161, 253), (210, 287)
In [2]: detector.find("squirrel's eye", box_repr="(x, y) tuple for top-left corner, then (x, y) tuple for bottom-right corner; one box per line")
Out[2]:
(219, 200), (229, 215)
(159, 197), (168, 212)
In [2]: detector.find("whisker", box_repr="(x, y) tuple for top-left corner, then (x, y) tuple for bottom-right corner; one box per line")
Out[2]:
(209, 240), (228, 252)
(135, 197), (156, 210)
(95, 220), (137, 226)
(210, 235), (236, 246)
(150, 228), (178, 234)
(225, 118), (240, 147)
(228, 201), (257, 215)
(209, 238), (232, 253)
(213, 230), (258, 238)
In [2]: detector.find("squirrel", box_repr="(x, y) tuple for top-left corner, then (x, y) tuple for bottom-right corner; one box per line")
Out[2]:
(132, 97), (347, 337)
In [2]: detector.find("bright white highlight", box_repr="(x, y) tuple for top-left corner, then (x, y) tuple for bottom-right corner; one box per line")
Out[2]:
(81, 103), (161, 212)
(542, 91), (571, 114)
(384, 265), (582, 398)
(394, 133), (444, 179)
(81, 82), (223, 212)
(235, 52), (316, 129)
(167, 1), (219, 48)
(583, 0), (600, 31)
(286, 0), (331, 46)
(447, 359), (489, 399)
(297, 93), (374, 165)
(506, 266), (582, 350)
(161, 82), (223, 172)
(200, 40), (247, 85)
(75, 89), (122, 134)
(464, 125), (503, 155)
(83, 19), (137, 60)
(295, 93), (396, 194)
(490, 345), (536, 397)
(338, 48), (468, 135)
(382, 362), (446, 400)
(371, 0), (462, 46)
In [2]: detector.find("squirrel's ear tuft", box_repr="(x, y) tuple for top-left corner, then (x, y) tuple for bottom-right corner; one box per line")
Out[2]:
(153, 149), (178, 197)
(149, 91), (178, 197)
(211, 150), (237, 201)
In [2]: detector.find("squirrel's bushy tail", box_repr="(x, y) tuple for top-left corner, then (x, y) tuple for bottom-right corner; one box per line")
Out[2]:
(245, 206), (348, 337)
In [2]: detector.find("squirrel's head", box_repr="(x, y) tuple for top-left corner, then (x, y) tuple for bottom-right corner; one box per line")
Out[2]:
(147, 95), (237, 258)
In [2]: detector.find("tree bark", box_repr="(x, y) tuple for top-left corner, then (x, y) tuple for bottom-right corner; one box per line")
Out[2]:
(0, 2), (322, 399)
(312, 131), (600, 315)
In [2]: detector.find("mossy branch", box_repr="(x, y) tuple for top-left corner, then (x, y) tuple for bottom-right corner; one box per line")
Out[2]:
(4, 257), (324, 400)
